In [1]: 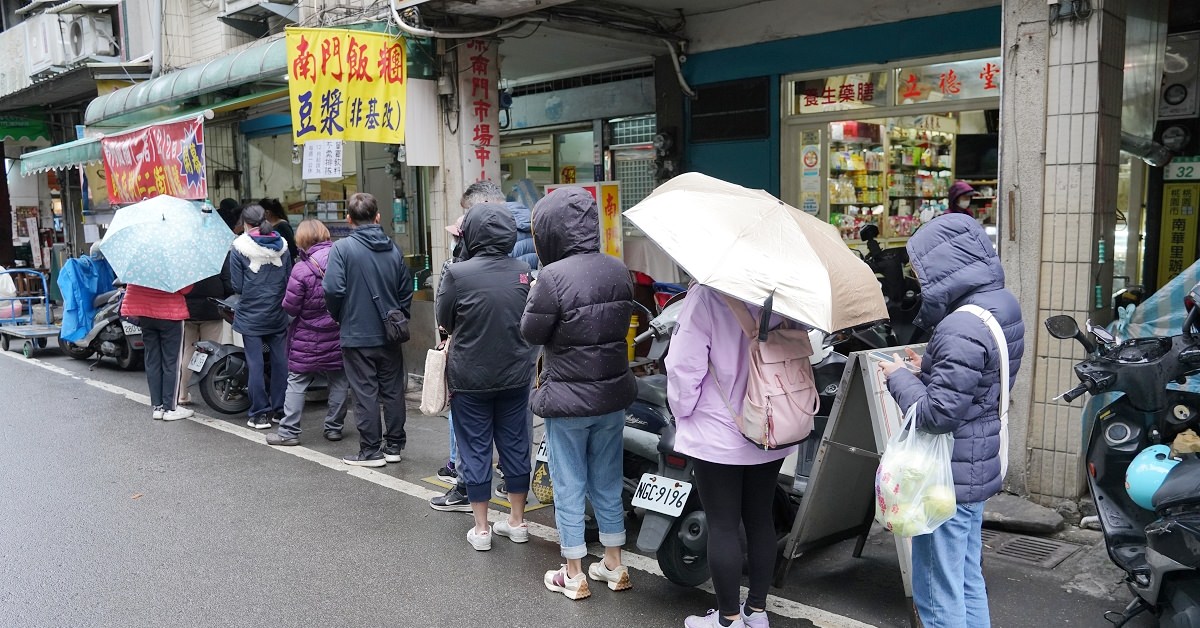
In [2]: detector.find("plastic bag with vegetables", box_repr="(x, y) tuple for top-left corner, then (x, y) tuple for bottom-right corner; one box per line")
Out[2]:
(875, 404), (956, 537)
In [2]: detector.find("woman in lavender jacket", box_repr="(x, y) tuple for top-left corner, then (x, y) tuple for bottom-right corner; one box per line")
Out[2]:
(666, 284), (798, 628)
(267, 219), (350, 446)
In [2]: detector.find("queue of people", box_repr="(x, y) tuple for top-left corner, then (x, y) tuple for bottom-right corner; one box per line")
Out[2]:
(122, 182), (1018, 628)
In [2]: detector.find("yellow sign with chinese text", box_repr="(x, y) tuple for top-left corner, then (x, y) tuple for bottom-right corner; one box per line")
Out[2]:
(1158, 183), (1199, 288)
(286, 28), (406, 145)
(599, 182), (622, 259)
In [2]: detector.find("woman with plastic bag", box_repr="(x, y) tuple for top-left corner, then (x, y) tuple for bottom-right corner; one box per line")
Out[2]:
(878, 213), (1024, 628)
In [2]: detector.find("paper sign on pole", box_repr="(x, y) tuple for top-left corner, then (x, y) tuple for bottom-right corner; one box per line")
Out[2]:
(26, 217), (42, 267)
(303, 140), (344, 180)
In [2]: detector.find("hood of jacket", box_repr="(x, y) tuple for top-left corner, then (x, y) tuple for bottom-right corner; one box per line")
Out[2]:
(349, 223), (394, 252)
(461, 203), (517, 260)
(233, 232), (287, 273)
(299, 239), (333, 263)
(531, 187), (599, 265)
(907, 213), (1005, 329)
(506, 201), (532, 233)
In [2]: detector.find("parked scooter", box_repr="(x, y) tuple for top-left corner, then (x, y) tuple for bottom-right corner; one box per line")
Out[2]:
(59, 287), (144, 370)
(1045, 283), (1200, 627)
(858, 223), (925, 347)
(187, 295), (260, 415)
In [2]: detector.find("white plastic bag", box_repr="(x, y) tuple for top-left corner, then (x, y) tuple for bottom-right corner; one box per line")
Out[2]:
(875, 404), (956, 537)
(419, 345), (449, 416)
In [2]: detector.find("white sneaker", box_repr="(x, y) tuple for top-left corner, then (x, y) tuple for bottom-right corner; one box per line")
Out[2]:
(162, 408), (194, 422)
(492, 519), (529, 543)
(467, 527), (492, 551)
(685, 611), (745, 628)
(588, 560), (632, 591)
(151, 406), (165, 420)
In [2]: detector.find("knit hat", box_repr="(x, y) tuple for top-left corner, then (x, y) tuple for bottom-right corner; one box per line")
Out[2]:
(947, 181), (978, 217)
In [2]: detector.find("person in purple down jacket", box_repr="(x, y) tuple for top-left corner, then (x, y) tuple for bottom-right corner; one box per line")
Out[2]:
(266, 219), (350, 447)
(879, 213), (1024, 628)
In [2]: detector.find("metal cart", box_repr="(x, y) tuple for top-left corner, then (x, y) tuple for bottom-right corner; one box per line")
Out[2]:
(0, 269), (59, 358)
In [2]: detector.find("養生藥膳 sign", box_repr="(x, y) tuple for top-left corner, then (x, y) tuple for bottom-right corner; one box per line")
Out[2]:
(896, 57), (1001, 104)
(101, 115), (207, 204)
(795, 71), (888, 114)
(546, 182), (622, 259)
(287, 27), (406, 145)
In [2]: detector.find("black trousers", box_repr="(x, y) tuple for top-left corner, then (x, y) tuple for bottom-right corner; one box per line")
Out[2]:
(693, 457), (785, 617)
(139, 317), (184, 410)
(342, 345), (406, 456)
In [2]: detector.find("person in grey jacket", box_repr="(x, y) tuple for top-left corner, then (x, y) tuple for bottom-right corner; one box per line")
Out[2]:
(436, 203), (536, 551)
(229, 204), (292, 429)
(521, 187), (636, 600)
(323, 193), (413, 468)
(880, 213), (1024, 628)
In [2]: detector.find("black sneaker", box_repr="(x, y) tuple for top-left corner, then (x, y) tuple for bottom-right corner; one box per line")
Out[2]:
(429, 485), (471, 512)
(436, 463), (459, 484)
(382, 445), (403, 463)
(323, 430), (343, 441)
(494, 480), (508, 499)
(270, 412), (281, 425)
(343, 452), (386, 468)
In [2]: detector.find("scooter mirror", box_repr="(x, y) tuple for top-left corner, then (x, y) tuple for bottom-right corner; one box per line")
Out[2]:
(1045, 315), (1080, 340)
(859, 224), (880, 241)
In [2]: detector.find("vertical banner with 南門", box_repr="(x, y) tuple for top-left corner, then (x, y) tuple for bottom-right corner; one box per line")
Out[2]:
(101, 115), (207, 204)
(544, 182), (623, 259)
(287, 27), (406, 145)
(458, 38), (499, 183)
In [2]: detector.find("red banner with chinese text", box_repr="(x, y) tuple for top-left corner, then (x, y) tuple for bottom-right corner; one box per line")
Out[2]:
(101, 115), (207, 205)
(286, 27), (407, 145)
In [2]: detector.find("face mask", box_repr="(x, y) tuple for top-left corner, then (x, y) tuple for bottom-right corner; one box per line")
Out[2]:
(957, 197), (972, 210)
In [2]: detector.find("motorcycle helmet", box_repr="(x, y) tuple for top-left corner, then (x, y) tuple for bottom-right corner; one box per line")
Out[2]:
(1126, 444), (1180, 510)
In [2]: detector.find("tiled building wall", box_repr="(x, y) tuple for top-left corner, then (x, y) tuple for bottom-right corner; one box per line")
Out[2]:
(1025, 0), (1126, 503)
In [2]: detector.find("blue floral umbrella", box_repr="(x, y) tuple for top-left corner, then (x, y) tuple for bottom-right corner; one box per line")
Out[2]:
(97, 195), (234, 293)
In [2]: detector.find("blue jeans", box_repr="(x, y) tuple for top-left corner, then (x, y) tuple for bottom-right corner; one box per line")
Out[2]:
(544, 412), (626, 559)
(243, 332), (287, 419)
(447, 410), (458, 465)
(912, 501), (990, 628)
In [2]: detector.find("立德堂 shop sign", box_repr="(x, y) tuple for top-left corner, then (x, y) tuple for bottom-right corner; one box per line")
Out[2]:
(286, 27), (407, 144)
(101, 115), (207, 204)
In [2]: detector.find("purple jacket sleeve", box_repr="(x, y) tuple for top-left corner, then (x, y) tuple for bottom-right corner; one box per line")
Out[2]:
(665, 291), (714, 420)
(282, 266), (307, 318)
(886, 321), (988, 435)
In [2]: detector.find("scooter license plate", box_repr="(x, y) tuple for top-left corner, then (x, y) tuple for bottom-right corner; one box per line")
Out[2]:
(631, 473), (692, 517)
(187, 351), (208, 372)
(121, 321), (142, 336)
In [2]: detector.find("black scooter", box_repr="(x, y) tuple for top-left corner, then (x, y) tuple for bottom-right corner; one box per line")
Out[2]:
(188, 296), (260, 415)
(1045, 285), (1200, 627)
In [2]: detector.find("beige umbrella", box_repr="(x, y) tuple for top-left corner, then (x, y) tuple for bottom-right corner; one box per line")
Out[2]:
(624, 172), (887, 333)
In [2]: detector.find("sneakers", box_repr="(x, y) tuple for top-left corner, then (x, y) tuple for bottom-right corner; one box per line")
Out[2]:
(323, 430), (343, 442)
(270, 412), (281, 425)
(741, 604), (769, 628)
(494, 480), (509, 499)
(151, 406), (165, 420)
(544, 566), (590, 600)
(162, 407), (194, 421)
(685, 611), (745, 628)
(588, 560), (632, 592)
(382, 445), (403, 464)
(467, 527), (491, 551)
(342, 452), (386, 468)
(247, 415), (272, 430)
(492, 519), (529, 543)
(436, 463), (459, 484)
(266, 433), (300, 446)
(429, 485), (471, 512)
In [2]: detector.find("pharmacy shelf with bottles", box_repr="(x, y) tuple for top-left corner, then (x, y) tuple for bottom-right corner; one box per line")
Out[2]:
(828, 118), (956, 248)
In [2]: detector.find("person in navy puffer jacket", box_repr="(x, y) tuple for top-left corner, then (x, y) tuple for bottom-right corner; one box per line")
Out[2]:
(880, 213), (1025, 628)
(267, 220), (348, 447)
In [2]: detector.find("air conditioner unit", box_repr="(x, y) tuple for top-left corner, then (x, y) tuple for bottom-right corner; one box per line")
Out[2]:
(66, 14), (116, 63)
(25, 13), (68, 77)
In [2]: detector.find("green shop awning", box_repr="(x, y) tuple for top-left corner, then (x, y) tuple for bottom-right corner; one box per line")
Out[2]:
(0, 115), (50, 142)
(85, 36), (288, 126)
(20, 136), (100, 176)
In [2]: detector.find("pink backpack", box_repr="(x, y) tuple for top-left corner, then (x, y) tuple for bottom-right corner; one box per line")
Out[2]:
(710, 293), (819, 450)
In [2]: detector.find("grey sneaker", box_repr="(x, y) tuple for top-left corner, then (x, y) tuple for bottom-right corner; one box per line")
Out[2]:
(247, 416), (271, 430)
(342, 452), (386, 468)
(266, 433), (300, 446)
(382, 445), (402, 463)
(741, 603), (769, 628)
(429, 485), (471, 512)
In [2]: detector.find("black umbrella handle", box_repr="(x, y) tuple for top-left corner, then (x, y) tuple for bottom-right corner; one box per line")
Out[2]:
(758, 290), (775, 342)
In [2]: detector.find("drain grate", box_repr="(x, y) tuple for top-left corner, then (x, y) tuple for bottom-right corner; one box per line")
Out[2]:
(980, 529), (1083, 569)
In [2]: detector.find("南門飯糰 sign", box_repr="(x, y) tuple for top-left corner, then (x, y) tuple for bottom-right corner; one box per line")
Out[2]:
(287, 27), (407, 145)
(101, 115), (207, 204)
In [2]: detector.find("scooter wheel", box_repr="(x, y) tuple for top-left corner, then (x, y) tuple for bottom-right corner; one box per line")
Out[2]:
(199, 355), (252, 415)
(658, 510), (710, 587)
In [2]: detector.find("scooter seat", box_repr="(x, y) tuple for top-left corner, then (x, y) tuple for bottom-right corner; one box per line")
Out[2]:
(93, 290), (117, 309)
(1153, 455), (1200, 511)
(637, 374), (668, 409)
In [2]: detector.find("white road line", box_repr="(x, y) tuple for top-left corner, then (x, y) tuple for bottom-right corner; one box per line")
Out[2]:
(2, 351), (876, 628)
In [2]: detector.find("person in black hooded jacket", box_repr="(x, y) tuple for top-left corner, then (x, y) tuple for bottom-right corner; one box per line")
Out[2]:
(436, 202), (537, 551)
(521, 187), (636, 600)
